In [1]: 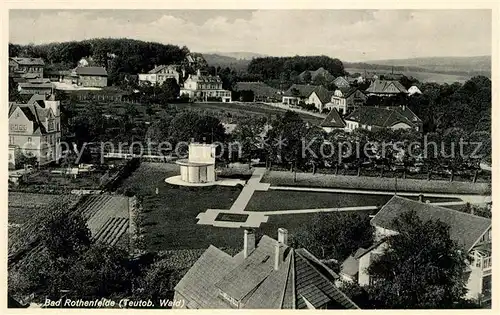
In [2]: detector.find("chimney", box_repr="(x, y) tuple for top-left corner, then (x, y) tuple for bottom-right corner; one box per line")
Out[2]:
(197, 69), (201, 76)
(274, 242), (284, 271)
(278, 228), (288, 245)
(244, 229), (255, 258)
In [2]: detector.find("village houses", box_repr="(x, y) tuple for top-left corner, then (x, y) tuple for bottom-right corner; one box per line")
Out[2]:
(8, 94), (62, 166)
(340, 196), (491, 303)
(282, 84), (333, 111)
(180, 69), (231, 102)
(9, 57), (45, 79)
(138, 64), (182, 85)
(174, 228), (359, 309)
(343, 105), (422, 132)
(324, 87), (368, 115)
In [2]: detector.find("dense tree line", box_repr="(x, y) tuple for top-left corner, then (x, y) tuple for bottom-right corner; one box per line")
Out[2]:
(247, 55), (345, 88)
(408, 76), (491, 134)
(9, 38), (189, 85)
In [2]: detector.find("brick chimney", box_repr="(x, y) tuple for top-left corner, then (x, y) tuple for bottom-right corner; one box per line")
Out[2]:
(244, 229), (255, 258)
(278, 228), (288, 245)
(274, 242), (284, 271)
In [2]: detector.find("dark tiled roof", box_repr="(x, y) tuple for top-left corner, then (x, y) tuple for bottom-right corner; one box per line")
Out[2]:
(321, 108), (345, 128)
(8, 95), (55, 135)
(75, 66), (108, 76)
(234, 82), (280, 98)
(148, 64), (179, 74)
(371, 196), (492, 252)
(174, 245), (239, 309)
(175, 233), (359, 309)
(365, 79), (408, 94)
(284, 84), (318, 98)
(335, 87), (359, 98)
(344, 106), (420, 128)
(10, 57), (45, 66)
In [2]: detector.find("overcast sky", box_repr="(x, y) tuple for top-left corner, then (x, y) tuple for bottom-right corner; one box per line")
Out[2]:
(9, 9), (491, 61)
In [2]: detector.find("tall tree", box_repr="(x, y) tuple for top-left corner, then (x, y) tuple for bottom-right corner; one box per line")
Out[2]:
(291, 212), (374, 261)
(366, 210), (469, 308)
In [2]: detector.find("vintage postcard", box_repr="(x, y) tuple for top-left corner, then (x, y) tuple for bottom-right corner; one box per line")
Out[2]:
(3, 1), (497, 311)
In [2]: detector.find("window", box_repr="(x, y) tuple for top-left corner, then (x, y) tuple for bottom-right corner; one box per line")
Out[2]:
(483, 257), (492, 269)
(27, 137), (32, 143)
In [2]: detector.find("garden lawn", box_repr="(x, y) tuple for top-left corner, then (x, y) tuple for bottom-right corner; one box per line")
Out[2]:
(245, 190), (462, 212)
(116, 162), (246, 251)
(262, 171), (491, 195)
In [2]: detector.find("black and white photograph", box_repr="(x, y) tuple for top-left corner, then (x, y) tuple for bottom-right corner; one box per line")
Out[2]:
(5, 3), (496, 310)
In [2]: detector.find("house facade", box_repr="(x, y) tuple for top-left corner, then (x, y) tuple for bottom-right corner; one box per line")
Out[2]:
(282, 84), (332, 111)
(344, 106), (422, 132)
(138, 65), (182, 85)
(8, 94), (62, 165)
(325, 88), (367, 115)
(180, 70), (231, 102)
(341, 196), (492, 303)
(9, 57), (45, 79)
(174, 228), (359, 309)
(73, 67), (108, 87)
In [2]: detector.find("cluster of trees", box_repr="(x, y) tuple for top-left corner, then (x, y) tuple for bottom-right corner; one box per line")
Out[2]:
(8, 207), (180, 306)
(408, 76), (491, 134)
(247, 55), (345, 89)
(292, 210), (481, 309)
(9, 38), (189, 85)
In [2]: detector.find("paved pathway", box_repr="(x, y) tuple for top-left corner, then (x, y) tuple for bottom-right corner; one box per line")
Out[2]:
(269, 186), (491, 204)
(195, 168), (488, 229)
(229, 168), (268, 211)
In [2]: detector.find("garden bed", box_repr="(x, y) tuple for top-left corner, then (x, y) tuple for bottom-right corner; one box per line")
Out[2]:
(215, 213), (249, 222)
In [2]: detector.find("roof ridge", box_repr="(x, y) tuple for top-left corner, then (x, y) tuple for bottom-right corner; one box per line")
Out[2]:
(279, 249), (294, 308)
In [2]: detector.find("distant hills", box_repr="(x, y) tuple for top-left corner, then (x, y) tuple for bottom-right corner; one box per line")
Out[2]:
(203, 51), (268, 60)
(204, 53), (491, 79)
(357, 55), (491, 76)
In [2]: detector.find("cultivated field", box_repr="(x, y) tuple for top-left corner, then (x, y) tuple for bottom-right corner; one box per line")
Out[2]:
(75, 194), (130, 245)
(8, 192), (81, 225)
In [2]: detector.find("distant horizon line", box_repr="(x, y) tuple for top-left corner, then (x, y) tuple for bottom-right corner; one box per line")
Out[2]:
(9, 38), (490, 63)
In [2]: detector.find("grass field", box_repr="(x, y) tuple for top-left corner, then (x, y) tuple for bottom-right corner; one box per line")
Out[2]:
(345, 67), (472, 84)
(262, 171), (491, 195)
(245, 190), (462, 212)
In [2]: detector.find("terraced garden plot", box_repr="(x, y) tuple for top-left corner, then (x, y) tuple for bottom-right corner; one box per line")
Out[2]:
(75, 194), (129, 235)
(93, 217), (130, 245)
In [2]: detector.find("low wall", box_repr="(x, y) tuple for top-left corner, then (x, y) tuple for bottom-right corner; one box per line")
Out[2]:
(264, 171), (491, 195)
